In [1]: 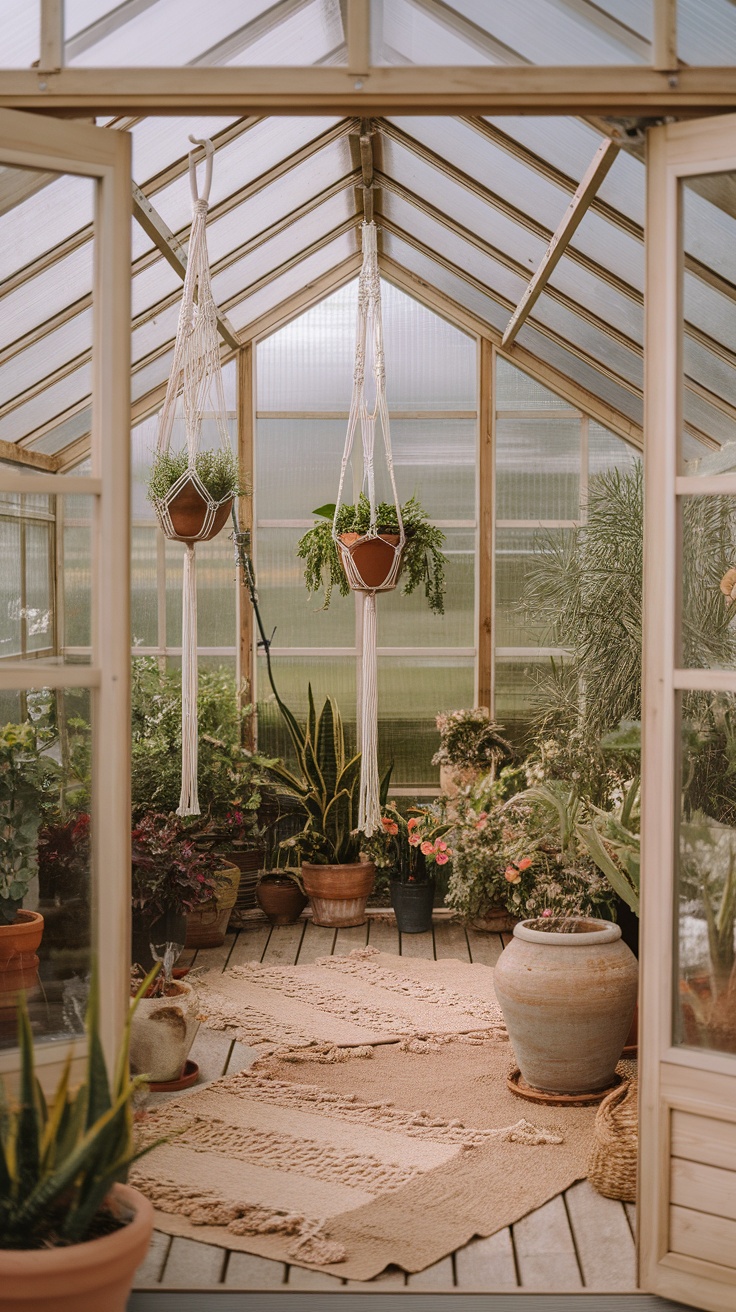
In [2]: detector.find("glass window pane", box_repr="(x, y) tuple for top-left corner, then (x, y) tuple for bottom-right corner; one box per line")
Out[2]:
(377, 655), (475, 786)
(25, 522), (52, 653)
(131, 527), (158, 649)
(496, 527), (573, 648)
(0, 519), (22, 658)
(495, 357), (573, 411)
(497, 417), (581, 520)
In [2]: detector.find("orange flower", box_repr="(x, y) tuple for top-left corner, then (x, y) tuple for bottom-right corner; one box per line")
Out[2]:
(517, 856), (532, 871)
(504, 865), (521, 884)
(381, 817), (399, 835)
(407, 817), (420, 831)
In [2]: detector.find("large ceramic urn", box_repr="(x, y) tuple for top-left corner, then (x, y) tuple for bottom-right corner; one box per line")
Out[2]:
(494, 917), (638, 1096)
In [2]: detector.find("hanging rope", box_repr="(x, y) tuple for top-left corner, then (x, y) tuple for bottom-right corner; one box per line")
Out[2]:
(152, 136), (232, 817)
(333, 222), (404, 836)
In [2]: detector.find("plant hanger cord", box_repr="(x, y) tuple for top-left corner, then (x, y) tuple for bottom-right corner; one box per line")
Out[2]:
(333, 221), (405, 836)
(153, 136), (232, 817)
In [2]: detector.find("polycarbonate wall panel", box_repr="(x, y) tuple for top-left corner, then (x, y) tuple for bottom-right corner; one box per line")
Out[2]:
(496, 527), (572, 648)
(0, 177), (93, 285)
(256, 528), (357, 649)
(516, 320), (644, 426)
(495, 357), (574, 410)
(0, 2), (40, 66)
(496, 418), (580, 521)
(678, 0), (736, 63)
(227, 233), (357, 334)
(0, 232), (93, 350)
(381, 231), (509, 336)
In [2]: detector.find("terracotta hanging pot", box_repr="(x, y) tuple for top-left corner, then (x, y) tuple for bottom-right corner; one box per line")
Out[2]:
(301, 859), (375, 927)
(338, 533), (403, 591)
(0, 910), (44, 1013)
(161, 475), (233, 544)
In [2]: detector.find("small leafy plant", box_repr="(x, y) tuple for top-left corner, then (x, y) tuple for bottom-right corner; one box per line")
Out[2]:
(433, 708), (514, 776)
(297, 494), (447, 614)
(147, 448), (242, 505)
(131, 812), (222, 917)
(0, 968), (162, 1250)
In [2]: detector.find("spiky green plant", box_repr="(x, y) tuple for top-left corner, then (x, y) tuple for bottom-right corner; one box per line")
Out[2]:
(578, 777), (641, 915)
(0, 967), (162, 1250)
(147, 448), (243, 504)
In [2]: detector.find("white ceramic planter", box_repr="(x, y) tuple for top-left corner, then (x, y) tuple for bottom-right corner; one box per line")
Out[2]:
(494, 917), (638, 1095)
(129, 979), (200, 1084)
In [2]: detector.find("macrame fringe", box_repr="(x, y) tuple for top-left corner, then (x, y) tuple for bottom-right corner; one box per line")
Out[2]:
(359, 592), (381, 835)
(178, 543), (199, 816)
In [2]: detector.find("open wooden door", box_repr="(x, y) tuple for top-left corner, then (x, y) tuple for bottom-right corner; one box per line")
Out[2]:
(0, 109), (130, 1080)
(641, 114), (736, 1312)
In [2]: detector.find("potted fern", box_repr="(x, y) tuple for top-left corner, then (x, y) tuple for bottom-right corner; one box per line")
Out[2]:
(0, 970), (161, 1311)
(147, 447), (241, 543)
(297, 494), (447, 613)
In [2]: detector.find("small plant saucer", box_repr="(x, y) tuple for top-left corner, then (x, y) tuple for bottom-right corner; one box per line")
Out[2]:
(148, 1059), (199, 1093)
(507, 1067), (625, 1107)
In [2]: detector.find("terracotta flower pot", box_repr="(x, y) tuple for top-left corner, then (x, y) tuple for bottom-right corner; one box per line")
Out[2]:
(301, 860), (375, 927)
(0, 1182), (154, 1312)
(494, 917), (638, 1096)
(185, 861), (240, 949)
(470, 905), (519, 933)
(0, 910), (44, 1013)
(337, 532), (403, 590)
(162, 477), (233, 544)
(256, 874), (308, 925)
(129, 979), (200, 1084)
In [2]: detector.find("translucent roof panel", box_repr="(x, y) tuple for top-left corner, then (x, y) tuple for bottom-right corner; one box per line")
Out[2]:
(0, 2), (40, 67)
(0, 172), (94, 286)
(227, 232), (357, 335)
(0, 240), (93, 353)
(677, 0), (736, 64)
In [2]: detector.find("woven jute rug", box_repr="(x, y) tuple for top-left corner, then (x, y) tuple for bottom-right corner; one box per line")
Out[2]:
(132, 1039), (607, 1281)
(194, 946), (507, 1051)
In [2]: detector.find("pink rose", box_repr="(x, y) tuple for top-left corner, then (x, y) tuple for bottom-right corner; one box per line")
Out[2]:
(408, 834), (421, 847)
(542, 908), (552, 917)
(435, 852), (449, 865)
(517, 856), (532, 871)
(420, 841), (434, 856)
(475, 819), (488, 831)
(504, 867), (521, 884)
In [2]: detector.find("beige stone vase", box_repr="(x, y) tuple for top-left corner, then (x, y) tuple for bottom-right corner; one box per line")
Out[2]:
(0, 1183), (153, 1312)
(129, 979), (200, 1084)
(494, 917), (638, 1095)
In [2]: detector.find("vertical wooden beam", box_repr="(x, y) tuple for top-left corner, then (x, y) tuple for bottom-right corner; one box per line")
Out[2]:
(477, 338), (494, 713)
(652, 0), (677, 72)
(346, 0), (371, 75)
(236, 344), (255, 747)
(39, 0), (65, 71)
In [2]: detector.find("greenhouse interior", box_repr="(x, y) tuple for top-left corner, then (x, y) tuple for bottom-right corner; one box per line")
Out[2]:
(1, 3), (736, 1309)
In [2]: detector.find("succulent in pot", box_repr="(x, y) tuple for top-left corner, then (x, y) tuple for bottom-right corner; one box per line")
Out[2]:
(131, 812), (222, 972)
(297, 494), (447, 614)
(0, 969), (162, 1312)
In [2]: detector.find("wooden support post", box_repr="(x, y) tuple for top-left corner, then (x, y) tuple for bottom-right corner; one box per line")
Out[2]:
(39, 0), (64, 72)
(502, 137), (620, 348)
(236, 344), (255, 748)
(478, 338), (494, 713)
(347, 0), (371, 75)
(359, 118), (374, 224)
(652, 0), (678, 73)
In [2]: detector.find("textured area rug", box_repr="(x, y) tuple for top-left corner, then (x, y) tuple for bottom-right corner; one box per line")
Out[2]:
(195, 946), (506, 1051)
(132, 1040), (606, 1281)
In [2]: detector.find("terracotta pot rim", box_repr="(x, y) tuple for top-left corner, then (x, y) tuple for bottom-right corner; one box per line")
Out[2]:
(131, 979), (192, 1003)
(0, 1183), (153, 1276)
(338, 531), (401, 545)
(0, 909), (44, 932)
(514, 916), (621, 946)
(301, 859), (373, 874)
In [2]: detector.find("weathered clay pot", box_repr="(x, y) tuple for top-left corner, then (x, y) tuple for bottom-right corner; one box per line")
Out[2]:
(301, 860), (375, 927)
(185, 861), (240, 949)
(0, 1183), (153, 1312)
(494, 917), (638, 1095)
(0, 911), (44, 1012)
(470, 905), (519, 933)
(256, 873), (308, 925)
(162, 477), (233, 544)
(338, 533), (403, 590)
(129, 979), (200, 1084)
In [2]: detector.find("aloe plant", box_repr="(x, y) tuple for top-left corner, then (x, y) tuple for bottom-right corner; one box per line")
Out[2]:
(0, 967), (162, 1250)
(269, 686), (390, 864)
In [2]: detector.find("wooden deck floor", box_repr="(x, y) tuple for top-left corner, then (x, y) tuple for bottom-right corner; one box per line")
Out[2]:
(134, 916), (638, 1293)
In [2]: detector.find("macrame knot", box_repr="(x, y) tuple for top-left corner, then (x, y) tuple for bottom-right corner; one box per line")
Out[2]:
(193, 197), (209, 217)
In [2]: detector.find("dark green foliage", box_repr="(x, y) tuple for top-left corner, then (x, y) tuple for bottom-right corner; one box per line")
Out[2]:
(147, 448), (242, 504)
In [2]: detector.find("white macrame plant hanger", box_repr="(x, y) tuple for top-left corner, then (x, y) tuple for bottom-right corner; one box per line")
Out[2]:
(153, 136), (233, 817)
(333, 221), (405, 837)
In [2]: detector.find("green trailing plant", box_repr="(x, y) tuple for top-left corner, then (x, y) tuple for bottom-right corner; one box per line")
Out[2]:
(297, 494), (447, 614)
(0, 720), (61, 926)
(0, 966), (163, 1250)
(269, 686), (391, 865)
(147, 447), (242, 505)
(578, 777), (641, 916)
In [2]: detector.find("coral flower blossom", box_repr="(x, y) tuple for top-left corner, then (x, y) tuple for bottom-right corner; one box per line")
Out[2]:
(517, 856), (532, 871)
(435, 852), (449, 865)
(408, 834), (421, 847)
(504, 865), (521, 884)
(381, 817), (399, 835)
(407, 817), (420, 831)
(475, 818), (488, 832)
(420, 840), (434, 855)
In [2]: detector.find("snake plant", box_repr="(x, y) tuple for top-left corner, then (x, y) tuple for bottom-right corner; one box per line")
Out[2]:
(0, 967), (161, 1250)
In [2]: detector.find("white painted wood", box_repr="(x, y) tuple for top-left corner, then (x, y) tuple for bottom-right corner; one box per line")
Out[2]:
(225, 1040), (260, 1073)
(225, 1252), (286, 1287)
(513, 1195), (583, 1289)
(134, 1230), (170, 1286)
(625, 1201), (637, 1239)
(162, 1237), (226, 1286)
(406, 1256), (454, 1288)
(186, 1027), (232, 1085)
(565, 1180), (637, 1290)
(454, 1229), (517, 1289)
(193, 933), (237, 974)
(286, 1265), (345, 1288)
(433, 920), (471, 961)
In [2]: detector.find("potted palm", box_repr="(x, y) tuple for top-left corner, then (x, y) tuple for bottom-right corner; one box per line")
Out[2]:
(0, 971), (160, 1311)
(297, 494), (447, 613)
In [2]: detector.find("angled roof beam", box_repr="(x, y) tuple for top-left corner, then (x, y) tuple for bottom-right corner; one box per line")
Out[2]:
(131, 183), (240, 350)
(653, 0), (678, 72)
(0, 437), (57, 471)
(502, 137), (620, 347)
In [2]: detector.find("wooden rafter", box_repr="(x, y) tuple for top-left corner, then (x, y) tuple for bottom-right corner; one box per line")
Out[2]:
(501, 138), (620, 347)
(39, 0), (64, 72)
(347, 0), (371, 75)
(359, 118), (374, 223)
(652, 0), (678, 72)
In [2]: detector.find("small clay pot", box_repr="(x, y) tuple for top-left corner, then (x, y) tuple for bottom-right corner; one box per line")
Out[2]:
(337, 533), (403, 590)
(301, 860), (375, 927)
(470, 906), (519, 933)
(256, 874), (308, 925)
(129, 979), (200, 1085)
(0, 910), (44, 1012)
(0, 1183), (154, 1312)
(162, 477), (233, 544)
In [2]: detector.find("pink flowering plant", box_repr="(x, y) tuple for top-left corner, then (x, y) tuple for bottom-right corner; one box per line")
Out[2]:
(363, 803), (452, 884)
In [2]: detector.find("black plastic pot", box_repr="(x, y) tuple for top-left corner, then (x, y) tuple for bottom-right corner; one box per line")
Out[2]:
(390, 878), (435, 934)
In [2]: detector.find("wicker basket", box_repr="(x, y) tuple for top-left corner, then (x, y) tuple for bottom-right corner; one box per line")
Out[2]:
(587, 1076), (638, 1202)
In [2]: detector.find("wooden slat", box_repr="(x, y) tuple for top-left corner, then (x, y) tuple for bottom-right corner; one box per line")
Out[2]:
(454, 1229), (517, 1289)
(344, 1266), (406, 1289)
(433, 920), (471, 961)
(225, 1252), (286, 1287)
(513, 1195), (583, 1289)
(185, 1028), (233, 1085)
(134, 1230), (170, 1286)
(297, 919), (336, 963)
(286, 1265), (345, 1288)
(227, 922), (271, 967)
(400, 929), (435, 959)
(332, 923), (369, 955)
(672, 1109), (736, 1173)
(367, 917), (400, 954)
(652, 0), (678, 71)
(193, 932), (237, 974)
(671, 1158), (736, 1223)
(670, 1205), (736, 1271)
(161, 1237), (226, 1286)
(466, 928), (504, 966)
(224, 1040), (260, 1075)
(564, 1180), (637, 1290)
(261, 922), (305, 965)
(406, 1255), (454, 1288)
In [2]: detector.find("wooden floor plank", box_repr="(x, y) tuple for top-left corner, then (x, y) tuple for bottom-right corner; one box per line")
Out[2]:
(564, 1180), (637, 1290)
(186, 1028), (232, 1085)
(134, 1230), (170, 1286)
(513, 1194), (583, 1289)
(344, 1266), (407, 1289)
(367, 917), (400, 954)
(226, 923), (272, 968)
(400, 928), (435, 959)
(434, 919), (471, 961)
(225, 1252), (286, 1287)
(286, 1265), (345, 1288)
(466, 928), (504, 966)
(161, 1237), (226, 1287)
(261, 922), (305, 966)
(332, 923), (368, 955)
(224, 1040), (260, 1074)
(454, 1229), (518, 1289)
(193, 932), (237, 974)
(406, 1255), (454, 1288)
(297, 919), (336, 963)
(624, 1201), (637, 1238)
